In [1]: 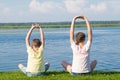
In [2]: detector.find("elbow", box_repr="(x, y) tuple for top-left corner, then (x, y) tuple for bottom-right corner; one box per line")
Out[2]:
(70, 29), (73, 33)
(25, 37), (27, 41)
(89, 38), (92, 43)
(25, 38), (27, 43)
(25, 37), (29, 43)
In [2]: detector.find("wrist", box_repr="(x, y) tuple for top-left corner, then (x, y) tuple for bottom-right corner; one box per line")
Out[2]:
(31, 26), (35, 29)
(39, 27), (42, 30)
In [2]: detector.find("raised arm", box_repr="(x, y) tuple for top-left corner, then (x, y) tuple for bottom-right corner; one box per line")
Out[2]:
(83, 16), (92, 43)
(25, 24), (35, 48)
(70, 17), (76, 44)
(70, 16), (85, 44)
(38, 25), (45, 48)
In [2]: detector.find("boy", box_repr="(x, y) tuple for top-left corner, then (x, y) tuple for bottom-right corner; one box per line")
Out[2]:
(61, 16), (97, 75)
(18, 24), (50, 77)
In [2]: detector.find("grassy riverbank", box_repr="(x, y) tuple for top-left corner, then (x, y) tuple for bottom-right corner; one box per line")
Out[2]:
(0, 21), (120, 29)
(0, 71), (120, 80)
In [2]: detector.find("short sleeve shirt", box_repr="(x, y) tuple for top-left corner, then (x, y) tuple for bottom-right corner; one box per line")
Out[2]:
(26, 46), (45, 73)
(71, 41), (91, 73)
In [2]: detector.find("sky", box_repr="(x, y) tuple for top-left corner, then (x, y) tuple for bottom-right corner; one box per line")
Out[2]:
(0, 0), (120, 23)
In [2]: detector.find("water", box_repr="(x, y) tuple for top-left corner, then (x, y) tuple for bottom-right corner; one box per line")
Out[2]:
(0, 27), (120, 71)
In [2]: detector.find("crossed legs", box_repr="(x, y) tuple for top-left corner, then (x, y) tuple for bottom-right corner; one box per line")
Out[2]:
(90, 60), (97, 72)
(61, 61), (72, 73)
(61, 60), (97, 73)
(18, 62), (50, 73)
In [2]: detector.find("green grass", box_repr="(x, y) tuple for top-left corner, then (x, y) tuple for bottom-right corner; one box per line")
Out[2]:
(0, 71), (120, 80)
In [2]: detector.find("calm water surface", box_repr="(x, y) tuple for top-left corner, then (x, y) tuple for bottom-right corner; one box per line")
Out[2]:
(0, 27), (120, 71)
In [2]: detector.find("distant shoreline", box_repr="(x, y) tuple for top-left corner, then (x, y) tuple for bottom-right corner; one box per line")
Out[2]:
(0, 21), (120, 29)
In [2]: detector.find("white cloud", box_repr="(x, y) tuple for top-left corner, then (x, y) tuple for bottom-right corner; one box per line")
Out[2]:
(1, 0), (120, 22)
(107, 1), (120, 13)
(28, 0), (108, 15)
(18, 11), (25, 17)
(29, 0), (64, 14)
(64, 0), (86, 14)
(64, 0), (107, 14)
(0, 6), (11, 16)
(3, 7), (10, 13)
(90, 3), (107, 13)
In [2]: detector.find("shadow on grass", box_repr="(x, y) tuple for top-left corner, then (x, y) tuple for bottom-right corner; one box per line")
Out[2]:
(44, 71), (67, 76)
(45, 70), (120, 76)
(93, 70), (120, 75)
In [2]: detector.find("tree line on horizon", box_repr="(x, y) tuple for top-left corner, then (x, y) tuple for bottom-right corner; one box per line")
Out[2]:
(0, 21), (120, 28)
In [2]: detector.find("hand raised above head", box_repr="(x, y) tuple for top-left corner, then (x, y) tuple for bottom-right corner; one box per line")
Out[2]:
(34, 24), (41, 28)
(83, 16), (88, 21)
(73, 16), (83, 19)
(73, 15), (88, 21)
(31, 24), (36, 28)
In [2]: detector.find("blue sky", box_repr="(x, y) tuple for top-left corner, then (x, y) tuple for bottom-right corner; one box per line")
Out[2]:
(0, 0), (120, 23)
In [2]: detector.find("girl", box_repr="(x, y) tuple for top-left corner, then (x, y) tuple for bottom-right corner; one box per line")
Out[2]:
(61, 16), (97, 75)
(18, 24), (50, 77)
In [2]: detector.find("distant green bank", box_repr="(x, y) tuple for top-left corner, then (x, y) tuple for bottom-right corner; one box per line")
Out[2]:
(0, 21), (120, 29)
(0, 71), (120, 80)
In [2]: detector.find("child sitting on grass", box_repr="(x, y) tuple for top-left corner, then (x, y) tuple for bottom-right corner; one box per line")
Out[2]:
(18, 24), (50, 77)
(61, 16), (97, 75)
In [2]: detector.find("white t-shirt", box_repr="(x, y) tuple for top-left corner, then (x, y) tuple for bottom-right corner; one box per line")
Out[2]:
(71, 41), (91, 73)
